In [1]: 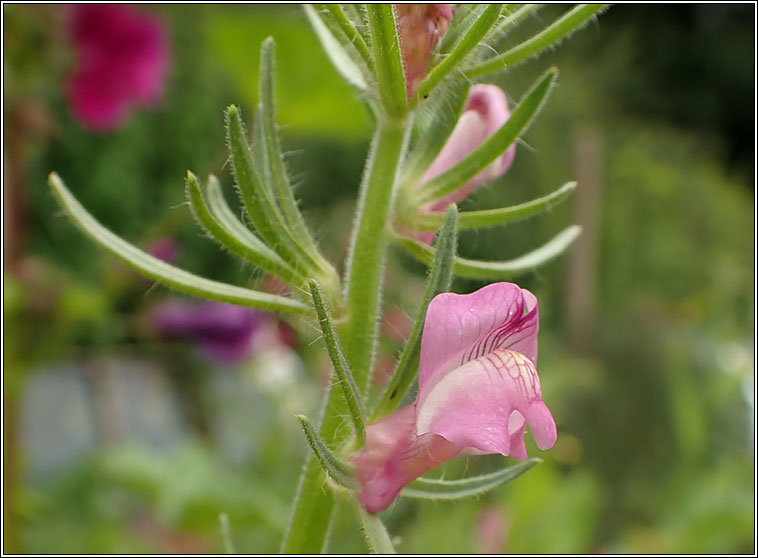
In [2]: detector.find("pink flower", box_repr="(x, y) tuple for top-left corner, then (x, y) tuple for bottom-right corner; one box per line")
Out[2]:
(422, 84), (516, 212)
(411, 84), (516, 243)
(66, 4), (170, 132)
(394, 4), (452, 97)
(351, 283), (556, 513)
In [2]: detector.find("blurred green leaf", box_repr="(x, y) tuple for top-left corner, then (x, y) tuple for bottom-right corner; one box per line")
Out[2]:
(207, 7), (369, 137)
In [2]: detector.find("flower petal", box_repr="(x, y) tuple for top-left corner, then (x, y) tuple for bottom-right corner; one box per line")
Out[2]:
(416, 349), (556, 456)
(351, 404), (461, 513)
(418, 282), (539, 398)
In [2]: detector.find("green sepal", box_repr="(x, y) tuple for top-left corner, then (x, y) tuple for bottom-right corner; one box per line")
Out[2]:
(48, 173), (311, 315)
(296, 415), (357, 490)
(349, 497), (397, 554)
(185, 172), (301, 285)
(371, 204), (458, 420)
(392, 225), (582, 280)
(366, 4), (407, 118)
(303, 4), (368, 90)
(309, 279), (366, 447)
(414, 4), (502, 103)
(466, 4), (611, 78)
(414, 181), (577, 232)
(412, 67), (558, 206)
(401, 457), (541, 500)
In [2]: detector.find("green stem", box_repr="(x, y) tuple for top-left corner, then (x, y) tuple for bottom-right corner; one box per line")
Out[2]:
(281, 116), (410, 553)
(343, 116), (411, 390)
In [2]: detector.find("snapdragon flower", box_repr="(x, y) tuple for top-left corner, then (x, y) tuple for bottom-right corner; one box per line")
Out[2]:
(351, 282), (556, 513)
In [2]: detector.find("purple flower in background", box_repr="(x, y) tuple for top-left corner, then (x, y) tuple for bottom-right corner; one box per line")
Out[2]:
(151, 300), (262, 364)
(146, 236), (180, 263)
(351, 283), (556, 513)
(66, 4), (170, 132)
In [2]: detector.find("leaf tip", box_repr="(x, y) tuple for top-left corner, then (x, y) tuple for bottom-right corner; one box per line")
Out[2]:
(226, 104), (240, 120)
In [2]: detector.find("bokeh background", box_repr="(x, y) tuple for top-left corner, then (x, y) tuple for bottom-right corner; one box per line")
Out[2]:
(3, 4), (754, 554)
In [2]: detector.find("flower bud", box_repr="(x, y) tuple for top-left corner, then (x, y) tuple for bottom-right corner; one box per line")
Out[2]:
(421, 84), (516, 212)
(394, 4), (452, 97)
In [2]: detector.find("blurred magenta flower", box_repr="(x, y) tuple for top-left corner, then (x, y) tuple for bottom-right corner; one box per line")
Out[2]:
(351, 283), (556, 513)
(146, 236), (180, 263)
(394, 4), (451, 97)
(66, 4), (170, 132)
(150, 300), (262, 365)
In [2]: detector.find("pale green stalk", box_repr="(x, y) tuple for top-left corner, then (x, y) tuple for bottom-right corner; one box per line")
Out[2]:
(342, 117), (411, 389)
(282, 116), (411, 553)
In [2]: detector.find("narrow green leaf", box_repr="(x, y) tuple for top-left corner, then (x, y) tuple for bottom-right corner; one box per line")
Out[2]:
(309, 279), (366, 447)
(414, 4), (501, 102)
(296, 415), (356, 490)
(350, 497), (397, 554)
(486, 4), (542, 45)
(466, 4), (610, 78)
(251, 106), (274, 197)
(48, 173), (311, 315)
(414, 181), (577, 232)
(402, 457), (541, 500)
(226, 105), (291, 255)
(226, 105), (324, 276)
(186, 172), (301, 285)
(303, 4), (368, 90)
(413, 67), (558, 206)
(204, 174), (272, 256)
(319, 4), (373, 70)
(437, 5), (489, 55)
(371, 205), (458, 420)
(392, 225), (582, 280)
(218, 513), (236, 554)
(366, 4), (407, 118)
(260, 39), (322, 250)
(401, 80), (470, 187)
(259, 39), (341, 294)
